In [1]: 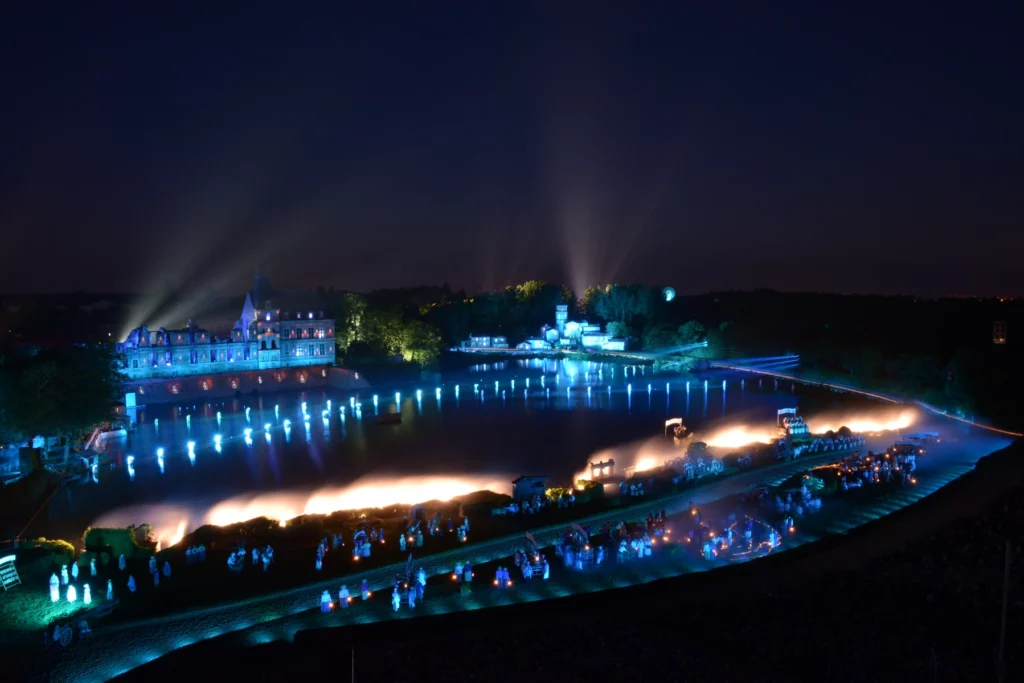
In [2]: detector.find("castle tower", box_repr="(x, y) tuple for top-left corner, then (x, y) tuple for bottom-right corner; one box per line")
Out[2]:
(555, 304), (568, 336)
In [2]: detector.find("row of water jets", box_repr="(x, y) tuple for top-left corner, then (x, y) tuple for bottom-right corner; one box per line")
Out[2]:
(125, 376), (765, 480)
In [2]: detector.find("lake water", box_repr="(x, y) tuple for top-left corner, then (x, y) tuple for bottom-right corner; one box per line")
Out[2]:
(33, 359), (911, 544)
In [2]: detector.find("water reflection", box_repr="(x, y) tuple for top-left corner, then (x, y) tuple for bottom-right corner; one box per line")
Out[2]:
(33, 362), (901, 543)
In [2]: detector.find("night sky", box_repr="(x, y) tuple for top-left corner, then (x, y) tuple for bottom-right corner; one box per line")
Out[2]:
(1, 4), (1021, 298)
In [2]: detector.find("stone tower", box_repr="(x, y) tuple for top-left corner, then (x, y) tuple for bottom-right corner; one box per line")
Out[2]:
(555, 304), (568, 336)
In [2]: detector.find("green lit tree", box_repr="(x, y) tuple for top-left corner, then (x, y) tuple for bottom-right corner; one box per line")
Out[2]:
(677, 320), (706, 346)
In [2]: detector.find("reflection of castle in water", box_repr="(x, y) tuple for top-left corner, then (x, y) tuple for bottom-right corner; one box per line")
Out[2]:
(117, 273), (336, 384)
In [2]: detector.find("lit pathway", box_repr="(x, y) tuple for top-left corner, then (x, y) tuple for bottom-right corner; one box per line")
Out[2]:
(47, 430), (1007, 683)
(709, 363), (1023, 438)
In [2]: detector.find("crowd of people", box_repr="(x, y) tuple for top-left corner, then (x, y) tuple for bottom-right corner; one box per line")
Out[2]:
(258, 482), (1024, 682)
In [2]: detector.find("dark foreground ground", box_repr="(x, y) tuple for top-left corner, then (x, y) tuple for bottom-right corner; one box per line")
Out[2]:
(102, 439), (1024, 683)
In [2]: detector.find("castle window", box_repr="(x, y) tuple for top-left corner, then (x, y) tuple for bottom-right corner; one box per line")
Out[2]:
(271, 340), (278, 350)
(132, 359), (139, 369)
(261, 341), (267, 350)
(244, 347), (250, 361)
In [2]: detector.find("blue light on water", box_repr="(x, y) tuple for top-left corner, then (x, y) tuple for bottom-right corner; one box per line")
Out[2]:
(627, 383), (632, 395)
(154, 418), (159, 429)
(373, 395), (379, 406)
(416, 389), (422, 400)
(510, 379), (515, 390)
(525, 378), (529, 388)
(435, 387), (441, 399)
(647, 383), (652, 393)
(666, 383), (670, 392)
(395, 392), (401, 404)
(216, 412), (221, 423)
(127, 455), (135, 480)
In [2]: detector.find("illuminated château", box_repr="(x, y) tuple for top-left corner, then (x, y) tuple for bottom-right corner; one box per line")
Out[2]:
(117, 272), (335, 381)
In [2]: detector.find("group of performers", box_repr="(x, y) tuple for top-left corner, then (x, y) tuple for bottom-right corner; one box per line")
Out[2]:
(836, 448), (918, 490)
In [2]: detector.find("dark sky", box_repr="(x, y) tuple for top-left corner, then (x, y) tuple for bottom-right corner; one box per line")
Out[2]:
(1, 4), (1022, 298)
